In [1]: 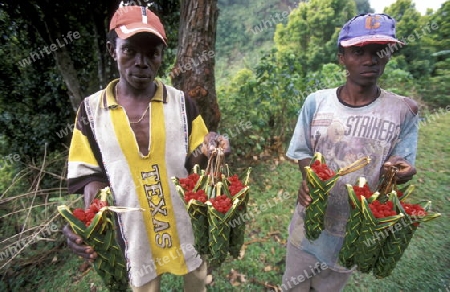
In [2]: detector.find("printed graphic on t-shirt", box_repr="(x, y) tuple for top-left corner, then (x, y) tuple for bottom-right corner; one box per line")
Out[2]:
(141, 164), (172, 248)
(312, 114), (400, 177)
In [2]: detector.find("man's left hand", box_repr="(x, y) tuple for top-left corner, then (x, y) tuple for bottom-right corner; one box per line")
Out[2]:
(201, 132), (231, 157)
(382, 156), (417, 184)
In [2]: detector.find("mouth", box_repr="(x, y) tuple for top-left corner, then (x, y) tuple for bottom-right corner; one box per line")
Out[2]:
(133, 74), (151, 79)
(360, 70), (379, 77)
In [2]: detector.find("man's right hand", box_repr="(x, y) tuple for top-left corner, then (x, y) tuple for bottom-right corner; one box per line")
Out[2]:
(62, 224), (97, 260)
(297, 179), (311, 207)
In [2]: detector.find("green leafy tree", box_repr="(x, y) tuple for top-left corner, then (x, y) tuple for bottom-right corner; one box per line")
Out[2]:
(0, 0), (182, 162)
(218, 49), (303, 160)
(215, 0), (295, 83)
(274, 0), (357, 75)
(355, 0), (374, 14)
(379, 58), (416, 97)
(428, 0), (450, 52)
(304, 63), (347, 96)
(0, 9), (74, 161)
(418, 0), (450, 108)
(384, 0), (434, 78)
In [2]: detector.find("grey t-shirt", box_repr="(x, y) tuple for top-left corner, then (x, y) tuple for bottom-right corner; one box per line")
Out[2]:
(286, 87), (419, 272)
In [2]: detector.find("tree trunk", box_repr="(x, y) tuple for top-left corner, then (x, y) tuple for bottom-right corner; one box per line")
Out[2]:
(52, 45), (85, 111)
(171, 0), (220, 131)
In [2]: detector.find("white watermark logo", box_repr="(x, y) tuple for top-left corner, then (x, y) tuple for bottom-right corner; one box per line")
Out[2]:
(18, 31), (81, 67)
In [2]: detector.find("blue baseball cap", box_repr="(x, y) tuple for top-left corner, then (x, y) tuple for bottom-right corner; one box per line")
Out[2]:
(338, 13), (404, 47)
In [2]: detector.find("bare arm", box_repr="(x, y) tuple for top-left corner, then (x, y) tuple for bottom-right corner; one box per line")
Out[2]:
(84, 181), (109, 209)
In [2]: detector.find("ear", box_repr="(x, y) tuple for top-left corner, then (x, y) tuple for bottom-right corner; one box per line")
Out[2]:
(107, 41), (116, 60)
(338, 53), (345, 66)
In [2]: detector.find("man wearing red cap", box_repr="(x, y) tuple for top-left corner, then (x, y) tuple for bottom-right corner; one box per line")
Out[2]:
(281, 13), (419, 291)
(62, 5), (226, 291)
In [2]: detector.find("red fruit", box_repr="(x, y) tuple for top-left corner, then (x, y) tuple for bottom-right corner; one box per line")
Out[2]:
(85, 211), (95, 222)
(369, 200), (397, 219)
(400, 202), (426, 217)
(179, 173), (200, 192)
(73, 208), (86, 222)
(73, 199), (107, 226)
(353, 184), (373, 200)
(209, 195), (232, 214)
(311, 161), (335, 180)
(89, 198), (107, 213)
(228, 175), (245, 196)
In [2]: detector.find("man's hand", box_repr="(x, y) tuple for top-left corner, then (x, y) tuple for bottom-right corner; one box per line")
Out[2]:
(297, 179), (311, 207)
(201, 132), (231, 157)
(62, 181), (107, 260)
(382, 156), (417, 184)
(185, 132), (230, 170)
(62, 224), (97, 260)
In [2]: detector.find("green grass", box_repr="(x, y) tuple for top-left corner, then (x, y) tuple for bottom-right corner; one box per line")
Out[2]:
(2, 111), (449, 291)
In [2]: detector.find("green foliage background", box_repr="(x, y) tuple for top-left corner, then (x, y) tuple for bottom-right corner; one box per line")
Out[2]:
(0, 0), (449, 290)
(216, 0), (449, 164)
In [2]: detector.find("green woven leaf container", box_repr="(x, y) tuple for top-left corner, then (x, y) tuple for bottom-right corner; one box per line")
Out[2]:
(353, 193), (404, 273)
(339, 181), (364, 269)
(304, 154), (340, 241)
(206, 203), (231, 267)
(186, 200), (209, 255)
(226, 167), (251, 259)
(58, 187), (129, 291)
(305, 153), (371, 241)
(228, 188), (249, 258)
(373, 196), (441, 278)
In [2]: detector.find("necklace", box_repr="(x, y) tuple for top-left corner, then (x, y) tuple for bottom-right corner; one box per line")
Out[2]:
(129, 104), (150, 124)
(115, 85), (150, 124)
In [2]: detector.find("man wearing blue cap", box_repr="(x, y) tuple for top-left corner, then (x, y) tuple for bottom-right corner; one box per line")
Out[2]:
(281, 13), (419, 291)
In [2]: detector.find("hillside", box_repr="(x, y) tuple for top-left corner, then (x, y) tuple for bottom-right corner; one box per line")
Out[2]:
(215, 0), (297, 83)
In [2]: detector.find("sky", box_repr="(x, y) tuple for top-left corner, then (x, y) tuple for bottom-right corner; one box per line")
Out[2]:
(369, 0), (447, 14)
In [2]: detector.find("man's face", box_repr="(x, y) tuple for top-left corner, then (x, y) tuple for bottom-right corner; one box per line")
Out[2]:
(339, 44), (390, 87)
(110, 33), (164, 90)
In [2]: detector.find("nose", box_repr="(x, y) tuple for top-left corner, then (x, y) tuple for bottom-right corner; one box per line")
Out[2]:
(363, 52), (379, 66)
(134, 53), (149, 68)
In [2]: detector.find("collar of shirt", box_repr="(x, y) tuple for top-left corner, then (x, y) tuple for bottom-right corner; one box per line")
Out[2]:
(102, 79), (167, 109)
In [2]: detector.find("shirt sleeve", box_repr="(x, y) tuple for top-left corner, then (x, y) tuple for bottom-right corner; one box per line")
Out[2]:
(67, 101), (108, 194)
(185, 94), (209, 155)
(390, 99), (419, 165)
(286, 94), (316, 161)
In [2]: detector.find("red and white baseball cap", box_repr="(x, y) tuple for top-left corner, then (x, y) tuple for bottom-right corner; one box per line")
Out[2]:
(110, 6), (167, 45)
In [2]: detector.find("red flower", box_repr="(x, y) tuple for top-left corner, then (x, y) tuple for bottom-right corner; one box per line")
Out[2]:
(310, 160), (335, 181)
(400, 202), (426, 218)
(184, 189), (207, 203)
(73, 208), (86, 222)
(209, 195), (232, 214)
(369, 200), (396, 218)
(353, 184), (373, 200)
(179, 173), (200, 192)
(73, 199), (108, 227)
(228, 174), (245, 196)
(400, 201), (426, 227)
